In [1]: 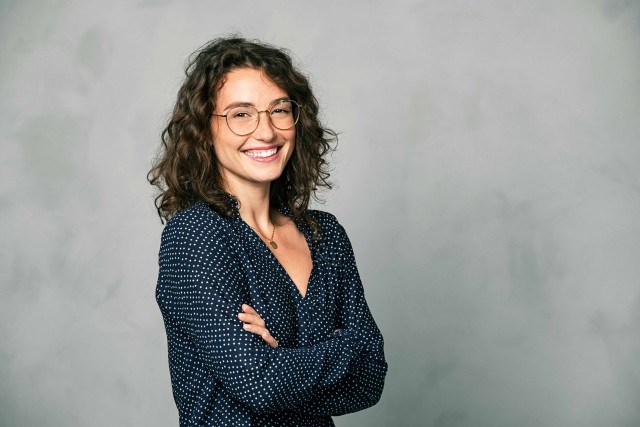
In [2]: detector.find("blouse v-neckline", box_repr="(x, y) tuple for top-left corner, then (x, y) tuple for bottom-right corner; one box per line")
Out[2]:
(240, 217), (315, 301)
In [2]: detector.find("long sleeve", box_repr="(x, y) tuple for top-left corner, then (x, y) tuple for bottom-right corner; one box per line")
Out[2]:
(296, 220), (387, 416)
(156, 207), (363, 417)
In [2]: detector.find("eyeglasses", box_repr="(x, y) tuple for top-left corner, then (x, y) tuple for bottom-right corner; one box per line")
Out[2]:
(212, 99), (301, 136)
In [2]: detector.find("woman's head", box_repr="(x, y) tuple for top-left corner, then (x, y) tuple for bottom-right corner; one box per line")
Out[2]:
(148, 36), (335, 232)
(211, 67), (297, 198)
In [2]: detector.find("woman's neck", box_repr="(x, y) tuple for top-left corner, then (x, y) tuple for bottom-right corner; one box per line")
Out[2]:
(225, 179), (275, 232)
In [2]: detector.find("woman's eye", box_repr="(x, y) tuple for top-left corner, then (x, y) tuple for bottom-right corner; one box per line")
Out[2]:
(232, 110), (253, 119)
(272, 108), (290, 115)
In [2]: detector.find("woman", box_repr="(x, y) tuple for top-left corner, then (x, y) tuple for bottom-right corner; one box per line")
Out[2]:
(149, 36), (387, 426)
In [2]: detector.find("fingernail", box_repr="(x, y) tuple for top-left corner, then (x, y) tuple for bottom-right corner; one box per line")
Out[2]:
(243, 324), (249, 330)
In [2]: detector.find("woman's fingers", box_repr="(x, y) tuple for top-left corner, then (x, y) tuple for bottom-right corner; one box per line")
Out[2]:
(242, 323), (278, 347)
(241, 304), (257, 315)
(238, 304), (278, 348)
(239, 304), (265, 327)
(262, 332), (278, 348)
(237, 312), (265, 327)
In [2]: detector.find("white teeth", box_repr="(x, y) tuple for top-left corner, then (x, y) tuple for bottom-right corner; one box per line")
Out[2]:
(244, 148), (278, 158)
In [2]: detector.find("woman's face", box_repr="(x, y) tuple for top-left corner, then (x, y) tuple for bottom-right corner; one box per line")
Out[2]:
(211, 67), (295, 193)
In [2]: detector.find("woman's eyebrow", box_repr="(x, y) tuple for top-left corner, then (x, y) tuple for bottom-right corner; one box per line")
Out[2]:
(221, 101), (253, 111)
(221, 98), (290, 111)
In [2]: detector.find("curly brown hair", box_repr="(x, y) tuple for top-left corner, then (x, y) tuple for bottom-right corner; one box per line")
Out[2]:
(148, 36), (336, 236)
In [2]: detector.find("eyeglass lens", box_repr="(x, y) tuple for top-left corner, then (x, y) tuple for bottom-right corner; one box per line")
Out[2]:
(225, 100), (299, 135)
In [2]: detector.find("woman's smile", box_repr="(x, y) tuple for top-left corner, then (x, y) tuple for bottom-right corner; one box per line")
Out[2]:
(242, 146), (280, 160)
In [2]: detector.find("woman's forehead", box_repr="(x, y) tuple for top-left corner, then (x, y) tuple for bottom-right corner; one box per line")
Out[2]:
(216, 67), (287, 107)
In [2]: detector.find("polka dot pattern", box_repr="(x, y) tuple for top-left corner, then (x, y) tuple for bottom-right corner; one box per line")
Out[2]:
(156, 202), (387, 426)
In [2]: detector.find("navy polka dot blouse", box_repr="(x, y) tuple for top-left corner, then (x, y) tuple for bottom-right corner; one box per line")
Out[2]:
(156, 201), (387, 426)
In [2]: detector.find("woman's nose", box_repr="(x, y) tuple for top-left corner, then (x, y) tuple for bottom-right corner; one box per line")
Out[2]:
(252, 111), (276, 140)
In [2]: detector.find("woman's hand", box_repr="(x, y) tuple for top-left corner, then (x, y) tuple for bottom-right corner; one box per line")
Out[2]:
(238, 304), (278, 348)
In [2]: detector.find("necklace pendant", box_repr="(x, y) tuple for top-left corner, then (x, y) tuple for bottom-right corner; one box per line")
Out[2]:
(269, 240), (278, 249)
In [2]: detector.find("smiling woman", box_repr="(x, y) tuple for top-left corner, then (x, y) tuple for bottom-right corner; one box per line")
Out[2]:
(148, 37), (387, 427)
(210, 68), (297, 191)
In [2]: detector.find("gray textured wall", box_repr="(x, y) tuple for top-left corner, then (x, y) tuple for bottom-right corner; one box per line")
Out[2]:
(2, 1), (640, 426)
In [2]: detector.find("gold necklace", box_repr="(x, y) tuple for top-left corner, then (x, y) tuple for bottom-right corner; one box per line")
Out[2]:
(249, 224), (278, 249)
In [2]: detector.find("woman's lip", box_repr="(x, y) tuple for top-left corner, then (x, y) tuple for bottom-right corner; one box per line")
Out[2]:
(242, 146), (280, 161)
(242, 145), (279, 152)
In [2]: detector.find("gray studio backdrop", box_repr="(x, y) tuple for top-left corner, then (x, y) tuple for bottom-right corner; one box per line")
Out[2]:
(1, 1), (639, 426)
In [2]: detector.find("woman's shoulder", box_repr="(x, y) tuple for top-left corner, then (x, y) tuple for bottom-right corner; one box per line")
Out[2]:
(307, 208), (335, 223)
(307, 209), (348, 240)
(168, 201), (219, 223)
(162, 202), (230, 244)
